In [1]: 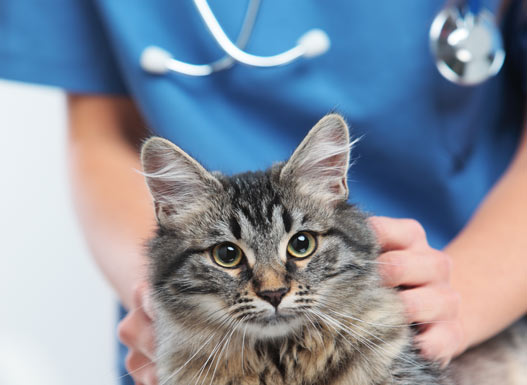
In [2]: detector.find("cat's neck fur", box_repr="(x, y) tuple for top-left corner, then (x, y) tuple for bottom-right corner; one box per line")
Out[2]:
(154, 288), (413, 385)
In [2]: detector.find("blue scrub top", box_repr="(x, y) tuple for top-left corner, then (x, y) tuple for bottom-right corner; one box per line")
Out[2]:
(0, 0), (524, 248)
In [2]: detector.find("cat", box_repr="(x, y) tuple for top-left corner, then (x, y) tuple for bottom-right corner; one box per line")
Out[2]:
(140, 114), (526, 385)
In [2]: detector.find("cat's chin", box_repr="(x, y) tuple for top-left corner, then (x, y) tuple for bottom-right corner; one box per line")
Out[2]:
(244, 312), (304, 339)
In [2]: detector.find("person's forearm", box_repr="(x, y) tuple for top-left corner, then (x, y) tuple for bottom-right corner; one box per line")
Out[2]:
(446, 121), (527, 352)
(68, 95), (156, 309)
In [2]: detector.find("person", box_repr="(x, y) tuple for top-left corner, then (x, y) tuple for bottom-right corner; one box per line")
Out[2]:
(1, 1), (525, 384)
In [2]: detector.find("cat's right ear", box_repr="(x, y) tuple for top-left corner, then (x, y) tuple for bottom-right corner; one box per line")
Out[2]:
(140, 137), (222, 226)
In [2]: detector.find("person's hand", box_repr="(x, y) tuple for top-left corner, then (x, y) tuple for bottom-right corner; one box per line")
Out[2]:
(368, 216), (465, 365)
(118, 282), (158, 385)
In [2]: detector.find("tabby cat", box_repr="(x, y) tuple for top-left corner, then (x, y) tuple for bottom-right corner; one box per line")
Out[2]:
(140, 115), (526, 385)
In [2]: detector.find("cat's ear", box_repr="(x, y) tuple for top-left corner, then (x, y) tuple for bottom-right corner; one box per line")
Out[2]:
(141, 137), (222, 226)
(281, 114), (352, 203)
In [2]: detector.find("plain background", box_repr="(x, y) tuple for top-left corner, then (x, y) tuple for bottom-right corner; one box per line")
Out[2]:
(0, 79), (117, 385)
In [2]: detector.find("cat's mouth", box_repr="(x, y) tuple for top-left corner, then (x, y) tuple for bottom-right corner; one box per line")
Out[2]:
(248, 308), (305, 330)
(255, 312), (296, 324)
(244, 310), (304, 338)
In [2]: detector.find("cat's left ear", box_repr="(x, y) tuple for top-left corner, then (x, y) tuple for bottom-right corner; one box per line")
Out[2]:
(281, 114), (352, 203)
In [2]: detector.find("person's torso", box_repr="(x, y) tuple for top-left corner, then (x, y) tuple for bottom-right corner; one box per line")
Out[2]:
(94, 0), (521, 247)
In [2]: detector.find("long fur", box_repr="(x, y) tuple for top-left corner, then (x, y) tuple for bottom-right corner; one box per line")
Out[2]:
(141, 114), (525, 385)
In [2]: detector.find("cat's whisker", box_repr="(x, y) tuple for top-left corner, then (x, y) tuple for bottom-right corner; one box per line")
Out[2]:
(190, 318), (238, 385)
(198, 316), (245, 385)
(159, 314), (234, 385)
(310, 309), (397, 372)
(311, 311), (387, 357)
(301, 310), (324, 344)
(321, 311), (424, 370)
(120, 305), (235, 384)
(307, 308), (380, 376)
(115, 302), (228, 383)
(207, 317), (247, 385)
(158, 333), (215, 385)
(363, 260), (409, 266)
(314, 297), (452, 328)
(241, 320), (249, 376)
(116, 343), (177, 382)
(323, 313), (405, 360)
(329, 308), (454, 328)
(311, 309), (399, 385)
(159, 305), (233, 349)
(200, 320), (239, 385)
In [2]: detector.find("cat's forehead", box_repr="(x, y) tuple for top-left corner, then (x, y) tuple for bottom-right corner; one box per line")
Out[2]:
(215, 170), (327, 240)
(224, 170), (288, 232)
(227, 171), (276, 203)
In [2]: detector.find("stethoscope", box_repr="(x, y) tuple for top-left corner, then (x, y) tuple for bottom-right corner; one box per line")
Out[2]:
(140, 0), (505, 86)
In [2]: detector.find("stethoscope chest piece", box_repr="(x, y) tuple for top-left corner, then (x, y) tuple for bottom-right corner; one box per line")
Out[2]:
(430, 6), (505, 86)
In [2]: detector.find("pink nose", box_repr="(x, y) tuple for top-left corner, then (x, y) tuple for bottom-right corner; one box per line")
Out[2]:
(257, 288), (288, 307)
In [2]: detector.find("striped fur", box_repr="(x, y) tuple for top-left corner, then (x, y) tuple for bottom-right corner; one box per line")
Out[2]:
(141, 115), (524, 385)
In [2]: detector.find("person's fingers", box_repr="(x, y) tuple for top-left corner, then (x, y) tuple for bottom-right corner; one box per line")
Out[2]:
(125, 351), (158, 385)
(117, 311), (135, 347)
(142, 290), (155, 321)
(119, 282), (159, 384)
(118, 308), (156, 360)
(399, 286), (461, 324)
(134, 282), (154, 320)
(144, 366), (159, 385)
(138, 361), (158, 385)
(377, 250), (452, 288)
(368, 216), (428, 251)
(125, 350), (149, 376)
(415, 321), (464, 365)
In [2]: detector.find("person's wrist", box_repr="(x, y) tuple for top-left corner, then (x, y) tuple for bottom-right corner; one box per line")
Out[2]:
(444, 246), (473, 358)
(453, 300), (473, 357)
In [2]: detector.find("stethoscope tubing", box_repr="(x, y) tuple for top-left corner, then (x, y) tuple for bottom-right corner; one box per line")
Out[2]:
(193, 0), (305, 67)
(141, 0), (260, 76)
(140, 0), (329, 76)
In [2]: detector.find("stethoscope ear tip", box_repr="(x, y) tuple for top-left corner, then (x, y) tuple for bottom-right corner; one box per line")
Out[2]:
(140, 46), (173, 74)
(298, 29), (331, 58)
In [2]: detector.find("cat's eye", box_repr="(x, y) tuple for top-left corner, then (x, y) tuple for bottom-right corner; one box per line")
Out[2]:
(211, 242), (244, 268)
(287, 232), (317, 259)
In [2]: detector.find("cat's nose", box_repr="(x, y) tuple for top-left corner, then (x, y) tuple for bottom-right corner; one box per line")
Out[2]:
(257, 288), (288, 308)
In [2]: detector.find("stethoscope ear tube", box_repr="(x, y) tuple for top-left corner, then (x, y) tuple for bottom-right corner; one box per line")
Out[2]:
(140, 0), (330, 76)
(141, 46), (215, 76)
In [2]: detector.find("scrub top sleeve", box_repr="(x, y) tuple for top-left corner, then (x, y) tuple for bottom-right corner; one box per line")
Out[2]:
(0, 0), (127, 94)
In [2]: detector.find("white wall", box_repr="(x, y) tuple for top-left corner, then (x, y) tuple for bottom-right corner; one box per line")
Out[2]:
(0, 80), (117, 385)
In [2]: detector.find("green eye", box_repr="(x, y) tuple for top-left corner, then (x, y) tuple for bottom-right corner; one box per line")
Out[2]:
(287, 232), (317, 259)
(211, 242), (244, 268)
